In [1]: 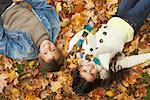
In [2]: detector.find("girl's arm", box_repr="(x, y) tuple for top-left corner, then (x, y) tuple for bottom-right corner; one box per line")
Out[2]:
(111, 53), (150, 72)
(68, 21), (94, 53)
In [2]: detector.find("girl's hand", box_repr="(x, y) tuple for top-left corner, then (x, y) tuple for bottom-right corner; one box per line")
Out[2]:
(13, 0), (23, 3)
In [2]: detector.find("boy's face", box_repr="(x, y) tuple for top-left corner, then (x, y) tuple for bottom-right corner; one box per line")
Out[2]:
(79, 61), (99, 82)
(40, 40), (59, 62)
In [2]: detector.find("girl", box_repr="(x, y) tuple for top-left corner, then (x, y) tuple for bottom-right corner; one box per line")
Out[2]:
(68, 0), (150, 95)
(0, 0), (64, 71)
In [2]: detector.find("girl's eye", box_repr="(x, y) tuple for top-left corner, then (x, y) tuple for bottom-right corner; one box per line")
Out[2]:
(91, 73), (94, 76)
(52, 49), (56, 52)
(83, 70), (87, 72)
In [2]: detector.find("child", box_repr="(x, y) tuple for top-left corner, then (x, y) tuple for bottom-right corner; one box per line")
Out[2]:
(0, 0), (64, 71)
(68, 0), (150, 95)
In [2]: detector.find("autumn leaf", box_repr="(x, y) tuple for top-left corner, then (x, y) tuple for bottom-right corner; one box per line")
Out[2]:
(17, 64), (24, 75)
(105, 90), (115, 97)
(3, 57), (13, 69)
(84, 0), (95, 9)
(0, 74), (8, 93)
(8, 70), (18, 83)
(50, 81), (63, 92)
(0, 0), (150, 99)
(56, 2), (62, 13)
(28, 61), (35, 69)
(24, 93), (41, 100)
(12, 88), (20, 99)
(118, 83), (127, 93)
(114, 93), (134, 100)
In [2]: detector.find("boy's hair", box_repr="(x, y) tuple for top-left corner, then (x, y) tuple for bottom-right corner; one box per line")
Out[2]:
(38, 49), (64, 72)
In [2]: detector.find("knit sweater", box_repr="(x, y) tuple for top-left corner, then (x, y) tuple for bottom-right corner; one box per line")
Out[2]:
(2, 3), (49, 48)
(68, 17), (150, 79)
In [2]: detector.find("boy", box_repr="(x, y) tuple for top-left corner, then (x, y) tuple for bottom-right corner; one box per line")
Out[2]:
(0, 0), (64, 71)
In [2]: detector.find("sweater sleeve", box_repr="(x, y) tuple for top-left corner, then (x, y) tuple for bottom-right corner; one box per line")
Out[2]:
(68, 30), (85, 53)
(111, 53), (150, 72)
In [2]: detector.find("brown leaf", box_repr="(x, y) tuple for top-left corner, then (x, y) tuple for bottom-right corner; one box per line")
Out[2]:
(0, 74), (8, 93)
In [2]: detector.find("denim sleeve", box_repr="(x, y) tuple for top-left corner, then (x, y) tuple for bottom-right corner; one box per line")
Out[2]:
(24, 0), (51, 9)
(0, 26), (39, 60)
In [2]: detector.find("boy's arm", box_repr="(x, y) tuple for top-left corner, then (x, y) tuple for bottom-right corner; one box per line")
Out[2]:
(0, 26), (38, 60)
(24, 0), (52, 9)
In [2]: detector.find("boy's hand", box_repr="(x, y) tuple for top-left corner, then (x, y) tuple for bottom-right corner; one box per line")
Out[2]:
(13, 0), (23, 3)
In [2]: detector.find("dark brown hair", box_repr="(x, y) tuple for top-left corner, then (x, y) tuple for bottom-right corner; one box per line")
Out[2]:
(38, 49), (64, 72)
(72, 53), (130, 95)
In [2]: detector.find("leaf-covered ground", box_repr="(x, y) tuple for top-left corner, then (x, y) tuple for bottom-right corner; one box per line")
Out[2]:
(0, 0), (150, 100)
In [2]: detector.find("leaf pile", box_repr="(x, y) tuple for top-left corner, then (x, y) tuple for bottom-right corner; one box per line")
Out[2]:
(0, 0), (150, 100)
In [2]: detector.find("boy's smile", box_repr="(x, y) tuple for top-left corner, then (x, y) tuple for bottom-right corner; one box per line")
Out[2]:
(40, 40), (59, 62)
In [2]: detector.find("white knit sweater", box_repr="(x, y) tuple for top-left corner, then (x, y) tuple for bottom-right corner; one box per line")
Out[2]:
(68, 17), (150, 79)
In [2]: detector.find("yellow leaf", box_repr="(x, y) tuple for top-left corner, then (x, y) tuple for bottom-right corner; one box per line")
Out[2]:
(25, 83), (33, 91)
(118, 84), (127, 92)
(85, 0), (95, 9)
(50, 81), (63, 92)
(8, 70), (17, 83)
(115, 93), (133, 100)
(107, 0), (118, 5)
(12, 88), (20, 98)
(56, 2), (62, 13)
(122, 80), (129, 87)
(105, 90), (114, 97)
(24, 93), (41, 100)
(28, 61), (35, 68)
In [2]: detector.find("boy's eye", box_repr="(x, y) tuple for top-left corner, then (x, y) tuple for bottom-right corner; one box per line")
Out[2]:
(52, 49), (56, 52)
(44, 52), (47, 54)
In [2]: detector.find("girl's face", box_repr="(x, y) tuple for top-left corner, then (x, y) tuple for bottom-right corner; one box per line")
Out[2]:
(79, 61), (99, 82)
(40, 40), (59, 62)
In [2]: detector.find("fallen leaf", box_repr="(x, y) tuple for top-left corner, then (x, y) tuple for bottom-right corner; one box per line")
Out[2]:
(50, 81), (63, 92)
(118, 84), (127, 92)
(8, 70), (18, 83)
(24, 93), (41, 100)
(28, 61), (35, 69)
(12, 88), (20, 98)
(84, 0), (95, 9)
(105, 90), (115, 97)
(0, 74), (8, 93)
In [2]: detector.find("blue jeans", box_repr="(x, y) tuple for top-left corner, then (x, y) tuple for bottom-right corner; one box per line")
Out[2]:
(116, 0), (150, 31)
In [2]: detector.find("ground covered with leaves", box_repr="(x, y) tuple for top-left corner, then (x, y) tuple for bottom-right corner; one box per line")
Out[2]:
(0, 0), (150, 100)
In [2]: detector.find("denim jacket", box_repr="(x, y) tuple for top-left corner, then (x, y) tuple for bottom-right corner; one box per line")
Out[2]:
(0, 0), (60, 60)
